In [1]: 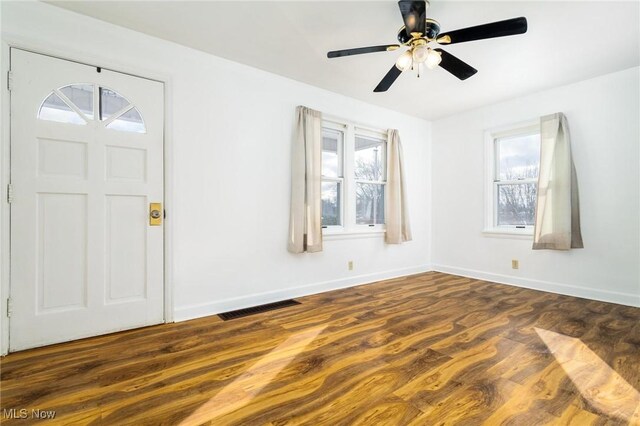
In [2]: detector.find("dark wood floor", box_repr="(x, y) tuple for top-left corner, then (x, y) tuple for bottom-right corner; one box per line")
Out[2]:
(1, 272), (639, 425)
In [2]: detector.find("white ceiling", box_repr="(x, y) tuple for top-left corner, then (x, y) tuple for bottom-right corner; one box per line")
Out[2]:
(47, 1), (640, 120)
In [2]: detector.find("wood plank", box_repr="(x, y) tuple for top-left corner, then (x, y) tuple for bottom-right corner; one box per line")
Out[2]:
(1, 272), (638, 425)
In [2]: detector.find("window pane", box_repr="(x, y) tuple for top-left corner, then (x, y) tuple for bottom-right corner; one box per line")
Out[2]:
(59, 84), (94, 119)
(38, 92), (86, 125)
(106, 107), (146, 133)
(355, 136), (385, 181)
(497, 183), (536, 226)
(322, 129), (342, 178)
(497, 133), (540, 180)
(321, 181), (341, 226)
(356, 183), (384, 225)
(100, 87), (130, 121)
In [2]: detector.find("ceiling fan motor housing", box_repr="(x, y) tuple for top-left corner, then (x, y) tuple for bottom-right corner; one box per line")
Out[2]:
(398, 19), (441, 44)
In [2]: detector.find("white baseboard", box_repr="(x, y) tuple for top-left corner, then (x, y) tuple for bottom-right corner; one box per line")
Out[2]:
(174, 264), (433, 322)
(432, 264), (640, 308)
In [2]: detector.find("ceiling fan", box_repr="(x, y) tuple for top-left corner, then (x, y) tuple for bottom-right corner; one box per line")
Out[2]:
(327, 1), (528, 92)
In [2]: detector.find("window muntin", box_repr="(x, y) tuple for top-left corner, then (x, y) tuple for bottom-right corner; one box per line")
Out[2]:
(321, 127), (344, 227)
(38, 84), (146, 134)
(354, 134), (386, 226)
(491, 128), (540, 230)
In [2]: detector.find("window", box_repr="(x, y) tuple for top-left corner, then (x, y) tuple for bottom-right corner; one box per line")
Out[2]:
(321, 126), (344, 227)
(100, 87), (145, 133)
(355, 135), (386, 225)
(321, 119), (387, 234)
(39, 84), (93, 125)
(485, 123), (540, 235)
(38, 84), (146, 133)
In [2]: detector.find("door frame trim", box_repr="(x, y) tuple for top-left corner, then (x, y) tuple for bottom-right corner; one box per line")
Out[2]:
(1, 38), (175, 355)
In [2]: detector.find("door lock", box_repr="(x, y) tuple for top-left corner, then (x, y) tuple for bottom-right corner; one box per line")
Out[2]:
(149, 202), (162, 226)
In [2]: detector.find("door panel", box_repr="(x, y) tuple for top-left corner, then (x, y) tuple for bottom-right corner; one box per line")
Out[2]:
(38, 193), (88, 312)
(105, 195), (147, 303)
(10, 49), (164, 351)
(38, 138), (88, 178)
(106, 146), (147, 181)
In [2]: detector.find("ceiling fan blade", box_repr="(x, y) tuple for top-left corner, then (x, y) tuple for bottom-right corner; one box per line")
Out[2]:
(327, 45), (400, 58)
(374, 65), (403, 92)
(437, 17), (527, 45)
(434, 49), (477, 80)
(398, 0), (426, 36)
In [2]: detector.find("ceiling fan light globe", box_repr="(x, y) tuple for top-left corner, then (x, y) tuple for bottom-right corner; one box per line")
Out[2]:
(406, 15), (416, 30)
(395, 50), (414, 71)
(413, 45), (429, 63)
(425, 49), (442, 69)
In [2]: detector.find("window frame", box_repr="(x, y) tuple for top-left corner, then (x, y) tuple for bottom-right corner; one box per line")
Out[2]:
(484, 121), (540, 238)
(320, 122), (346, 232)
(353, 127), (387, 231)
(321, 117), (387, 237)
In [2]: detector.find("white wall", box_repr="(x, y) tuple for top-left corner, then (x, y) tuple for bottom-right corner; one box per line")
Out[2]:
(431, 67), (640, 307)
(1, 1), (432, 323)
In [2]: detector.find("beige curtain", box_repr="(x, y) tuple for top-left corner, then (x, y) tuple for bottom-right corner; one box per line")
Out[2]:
(385, 129), (412, 244)
(533, 113), (583, 250)
(287, 106), (323, 253)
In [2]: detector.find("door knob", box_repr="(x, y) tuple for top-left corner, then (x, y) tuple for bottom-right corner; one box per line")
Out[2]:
(149, 202), (162, 226)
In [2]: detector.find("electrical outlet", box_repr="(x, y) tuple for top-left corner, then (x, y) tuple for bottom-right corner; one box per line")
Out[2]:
(348, 261), (354, 271)
(512, 259), (519, 269)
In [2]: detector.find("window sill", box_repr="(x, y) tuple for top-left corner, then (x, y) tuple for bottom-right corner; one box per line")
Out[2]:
(323, 229), (386, 241)
(482, 228), (533, 240)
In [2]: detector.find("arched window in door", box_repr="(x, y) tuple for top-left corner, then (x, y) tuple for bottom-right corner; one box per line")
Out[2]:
(38, 84), (146, 133)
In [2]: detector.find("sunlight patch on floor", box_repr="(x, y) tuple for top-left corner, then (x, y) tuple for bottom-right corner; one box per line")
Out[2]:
(535, 327), (640, 422)
(179, 325), (327, 425)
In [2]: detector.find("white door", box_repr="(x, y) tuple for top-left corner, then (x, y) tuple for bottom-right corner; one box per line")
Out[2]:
(9, 49), (164, 351)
